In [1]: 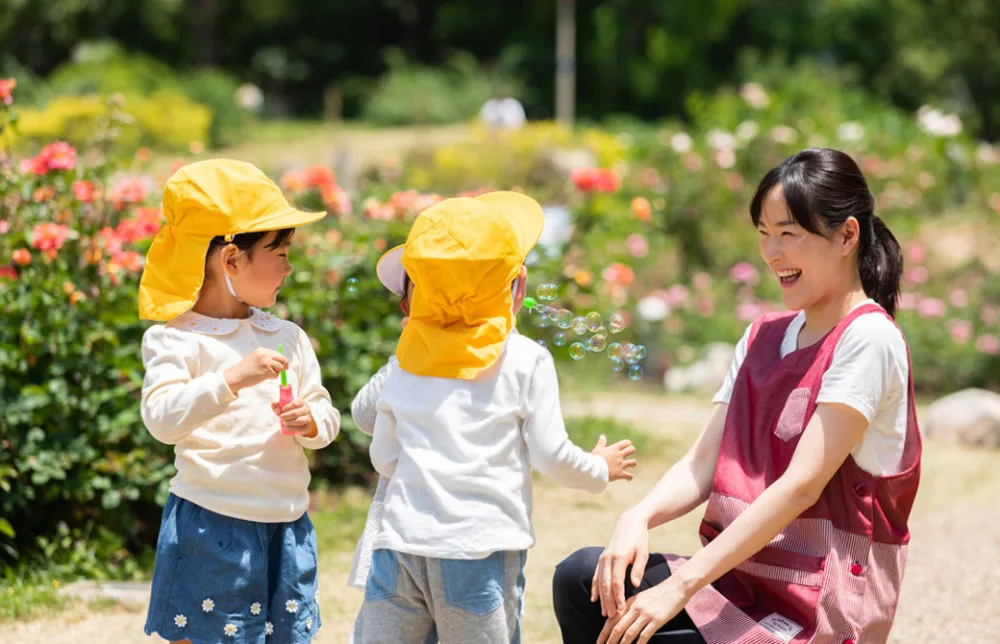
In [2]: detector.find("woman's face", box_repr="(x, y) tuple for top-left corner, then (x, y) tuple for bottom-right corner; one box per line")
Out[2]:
(757, 185), (859, 312)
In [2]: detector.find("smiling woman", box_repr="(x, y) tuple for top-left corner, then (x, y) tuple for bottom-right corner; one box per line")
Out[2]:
(552, 149), (921, 644)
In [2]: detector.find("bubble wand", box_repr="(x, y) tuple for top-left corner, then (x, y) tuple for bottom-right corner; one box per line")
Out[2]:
(277, 344), (294, 435)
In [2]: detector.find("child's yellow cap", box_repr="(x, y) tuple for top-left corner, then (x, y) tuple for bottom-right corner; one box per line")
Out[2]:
(138, 159), (326, 321)
(377, 191), (544, 379)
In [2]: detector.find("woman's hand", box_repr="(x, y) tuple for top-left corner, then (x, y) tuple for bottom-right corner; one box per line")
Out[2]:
(597, 578), (691, 644)
(591, 508), (651, 618)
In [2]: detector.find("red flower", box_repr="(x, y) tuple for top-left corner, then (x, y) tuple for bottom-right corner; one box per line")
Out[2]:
(19, 156), (48, 176)
(301, 165), (337, 190)
(39, 141), (77, 172)
(12, 248), (31, 266)
(602, 262), (635, 286)
(0, 265), (17, 280)
(0, 78), (15, 105)
(571, 168), (621, 193)
(73, 180), (97, 203)
(108, 177), (150, 210)
(112, 250), (144, 273)
(30, 223), (70, 252)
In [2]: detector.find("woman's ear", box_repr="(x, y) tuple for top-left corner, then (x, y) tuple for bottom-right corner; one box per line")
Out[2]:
(841, 217), (861, 256)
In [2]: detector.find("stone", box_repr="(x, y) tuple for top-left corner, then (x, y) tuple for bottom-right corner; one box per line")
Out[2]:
(922, 388), (1000, 448)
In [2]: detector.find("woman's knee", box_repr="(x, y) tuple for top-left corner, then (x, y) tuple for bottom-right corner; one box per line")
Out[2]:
(552, 546), (603, 597)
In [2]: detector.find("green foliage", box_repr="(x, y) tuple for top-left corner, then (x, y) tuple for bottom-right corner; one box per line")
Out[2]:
(362, 48), (526, 126)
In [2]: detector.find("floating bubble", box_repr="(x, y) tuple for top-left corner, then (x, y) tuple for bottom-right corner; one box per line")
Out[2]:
(536, 283), (559, 301)
(539, 317), (552, 328)
(572, 318), (588, 335)
(569, 342), (587, 360)
(345, 278), (360, 293)
(535, 305), (550, 317)
(627, 365), (643, 381)
(608, 313), (627, 334)
(594, 326), (608, 337)
(611, 358), (625, 372)
(536, 339), (547, 348)
(553, 332), (568, 347)
(585, 312), (603, 332)
(555, 309), (573, 329)
(587, 334), (608, 352)
(523, 297), (536, 310)
(607, 342), (624, 360)
(624, 344), (642, 365)
(635, 345), (647, 360)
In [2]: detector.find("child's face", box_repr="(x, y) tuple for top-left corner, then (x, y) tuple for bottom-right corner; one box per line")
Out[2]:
(222, 230), (294, 308)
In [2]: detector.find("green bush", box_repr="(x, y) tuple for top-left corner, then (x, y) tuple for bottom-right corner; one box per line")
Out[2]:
(363, 48), (526, 126)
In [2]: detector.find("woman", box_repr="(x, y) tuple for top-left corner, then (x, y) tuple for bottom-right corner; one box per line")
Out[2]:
(552, 148), (921, 644)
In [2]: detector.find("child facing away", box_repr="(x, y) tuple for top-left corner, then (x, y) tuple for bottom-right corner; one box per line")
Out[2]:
(350, 191), (638, 644)
(137, 159), (341, 644)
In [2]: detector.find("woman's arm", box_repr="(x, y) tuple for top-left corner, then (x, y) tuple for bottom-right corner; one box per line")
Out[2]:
(594, 403), (728, 616)
(597, 402), (869, 644)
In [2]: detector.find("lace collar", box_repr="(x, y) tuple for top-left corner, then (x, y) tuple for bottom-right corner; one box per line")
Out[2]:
(168, 307), (282, 335)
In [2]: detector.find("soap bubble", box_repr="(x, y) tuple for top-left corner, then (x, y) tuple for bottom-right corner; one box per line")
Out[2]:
(345, 278), (359, 293)
(536, 283), (559, 301)
(539, 317), (552, 328)
(624, 344), (642, 365)
(569, 342), (587, 360)
(536, 339), (547, 348)
(607, 342), (624, 360)
(585, 312), (603, 332)
(635, 345), (647, 360)
(572, 317), (588, 335)
(587, 334), (608, 352)
(627, 365), (643, 381)
(608, 313), (627, 333)
(554, 332), (567, 347)
(555, 309), (573, 329)
(611, 358), (625, 372)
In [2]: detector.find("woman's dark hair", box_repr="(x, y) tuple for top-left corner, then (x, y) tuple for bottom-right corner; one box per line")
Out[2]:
(749, 148), (903, 317)
(206, 228), (294, 262)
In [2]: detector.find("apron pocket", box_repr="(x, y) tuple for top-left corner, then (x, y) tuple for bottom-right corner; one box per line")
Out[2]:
(775, 387), (812, 442)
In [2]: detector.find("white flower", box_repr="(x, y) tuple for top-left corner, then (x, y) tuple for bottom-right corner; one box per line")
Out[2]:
(285, 599), (299, 614)
(740, 82), (770, 109)
(235, 83), (264, 111)
(707, 129), (737, 151)
(306, 617), (313, 631)
(977, 142), (1000, 164)
(917, 106), (962, 137)
(669, 132), (693, 154)
(250, 602), (262, 616)
(637, 296), (670, 321)
(735, 120), (759, 142)
(265, 622), (274, 636)
(838, 121), (865, 142)
(224, 623), (238, 637)
(173, 614), (188, 628)
(202, 598), (215, 613)
(713, 148), (736, 169)
(770, 125), (798, 145)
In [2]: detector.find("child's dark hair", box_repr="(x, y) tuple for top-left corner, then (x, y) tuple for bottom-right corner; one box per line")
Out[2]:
(749, 148), (903, 317)
(206, 228), (294, 261)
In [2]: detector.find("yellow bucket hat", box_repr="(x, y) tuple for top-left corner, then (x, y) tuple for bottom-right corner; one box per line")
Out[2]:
(376, 191), (544, 379)
(138, 159), (326, 321)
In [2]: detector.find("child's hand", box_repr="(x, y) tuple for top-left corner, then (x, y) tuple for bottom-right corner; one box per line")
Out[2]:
(225, 348), (288, 393)
(272, 398), (317, 437)
(591, 434), (637, 482)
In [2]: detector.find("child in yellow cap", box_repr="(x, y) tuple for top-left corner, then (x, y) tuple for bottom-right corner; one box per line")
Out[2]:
(350, 191), (637, 644)
(137, 159), (341, 644)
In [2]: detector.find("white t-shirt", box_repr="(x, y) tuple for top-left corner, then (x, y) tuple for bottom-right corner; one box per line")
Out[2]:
(713, 300), (909, 476)
(369, 332), (608, 559)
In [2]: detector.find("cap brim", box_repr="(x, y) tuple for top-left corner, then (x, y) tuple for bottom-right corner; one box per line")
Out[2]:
(246, 205), (327, 233)
(376, 245), (406, 296)
(473, 191), (544, 256)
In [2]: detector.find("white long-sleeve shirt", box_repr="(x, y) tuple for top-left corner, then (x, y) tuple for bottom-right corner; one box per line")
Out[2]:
(140, 307), (340, 522)
(370, 332), (608, 559)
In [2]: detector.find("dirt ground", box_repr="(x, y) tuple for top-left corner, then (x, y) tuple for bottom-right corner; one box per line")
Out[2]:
(7, 393), (1000, 643)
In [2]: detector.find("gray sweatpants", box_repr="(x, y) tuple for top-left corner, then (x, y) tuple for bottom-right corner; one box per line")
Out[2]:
(353, 549), (526, 644)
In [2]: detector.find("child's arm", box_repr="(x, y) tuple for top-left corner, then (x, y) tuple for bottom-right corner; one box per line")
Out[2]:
(350, 356), (398, 436)
(521, 353), (609, 493)
(368, 407), (400, 478)
(292, 327), (341, 449)
(141, 326), (238, 445)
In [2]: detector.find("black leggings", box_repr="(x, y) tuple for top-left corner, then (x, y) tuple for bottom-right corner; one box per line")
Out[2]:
(552, 547), (707, 643)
